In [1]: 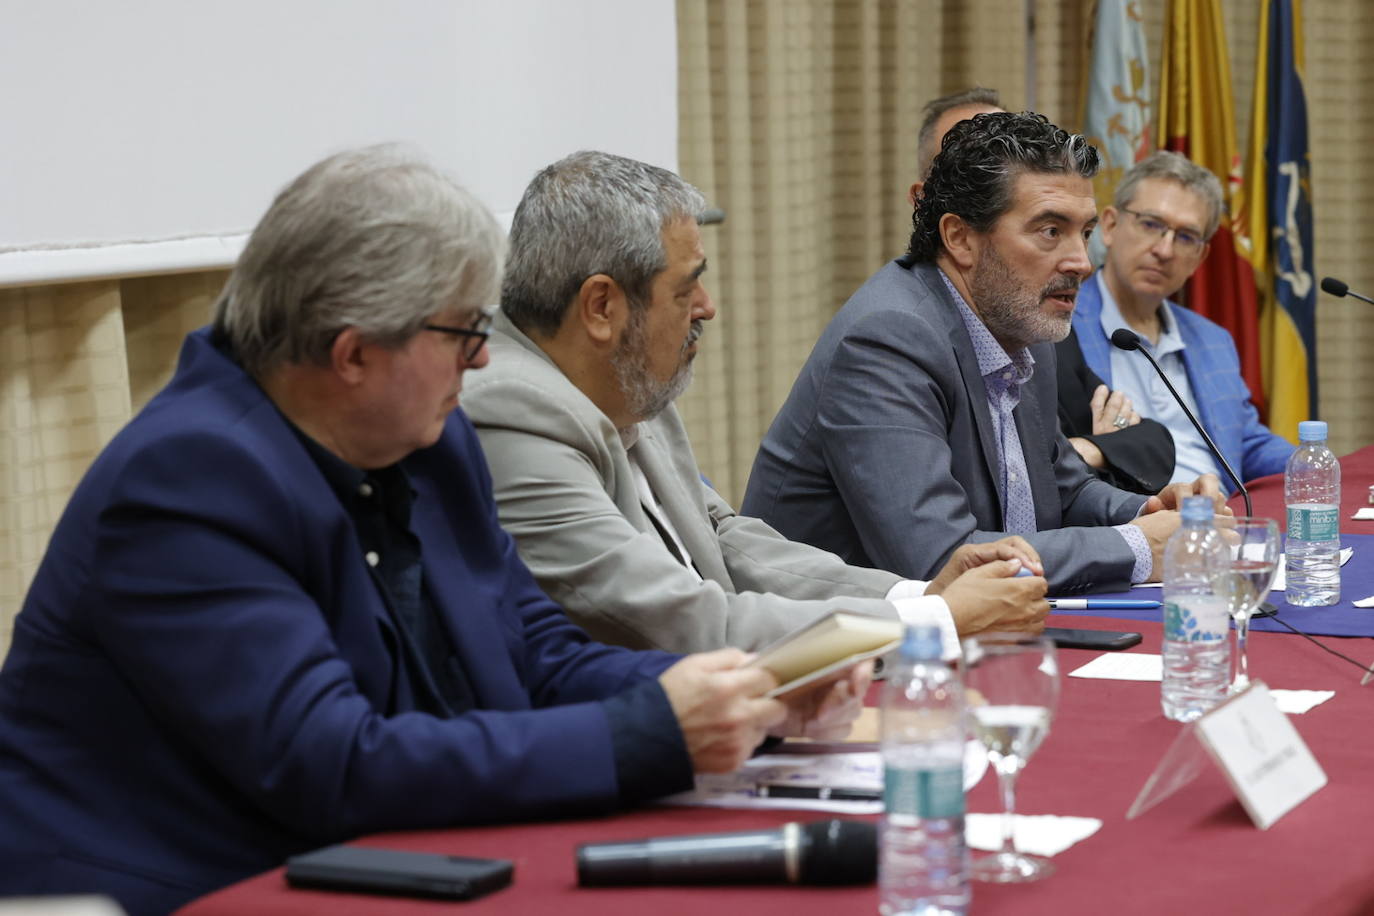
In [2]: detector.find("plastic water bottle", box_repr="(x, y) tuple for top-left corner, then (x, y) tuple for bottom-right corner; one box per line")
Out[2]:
(1285, 420), (1341, 606)
(1161, 496), (1230, 722)
(879, 625), (969, 916)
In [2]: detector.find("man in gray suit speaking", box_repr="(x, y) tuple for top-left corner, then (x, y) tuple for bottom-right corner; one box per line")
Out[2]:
(743, 112), (1222, 593)
(463, 150), (1047, 657)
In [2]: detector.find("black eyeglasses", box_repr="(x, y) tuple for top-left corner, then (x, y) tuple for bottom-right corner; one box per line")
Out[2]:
(1119, 207), (1209, 255)
(423, 306), (497, 361)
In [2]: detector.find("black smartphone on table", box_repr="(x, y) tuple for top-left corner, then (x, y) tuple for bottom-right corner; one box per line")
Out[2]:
(1043, 626), (1142, 651)
(285, 844), (513, 901)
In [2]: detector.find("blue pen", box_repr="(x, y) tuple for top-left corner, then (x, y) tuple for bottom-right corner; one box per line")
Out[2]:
(1047, 599), (1161, 610)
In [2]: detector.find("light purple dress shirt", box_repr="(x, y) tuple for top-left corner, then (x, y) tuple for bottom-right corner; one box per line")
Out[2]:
(941, 271), (1153, 581)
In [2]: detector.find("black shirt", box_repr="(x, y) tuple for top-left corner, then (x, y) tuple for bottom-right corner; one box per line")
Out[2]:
(292, 426), (690, 804)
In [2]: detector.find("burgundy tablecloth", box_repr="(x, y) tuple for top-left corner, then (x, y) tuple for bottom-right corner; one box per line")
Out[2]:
(177, 615), (1374, 916)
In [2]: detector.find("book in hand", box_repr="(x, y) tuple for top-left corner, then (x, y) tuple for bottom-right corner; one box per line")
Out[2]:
(749, 610), (903, 698)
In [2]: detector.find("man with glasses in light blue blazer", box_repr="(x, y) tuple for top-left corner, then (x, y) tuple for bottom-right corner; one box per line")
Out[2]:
(1070, 151), (1295, 492)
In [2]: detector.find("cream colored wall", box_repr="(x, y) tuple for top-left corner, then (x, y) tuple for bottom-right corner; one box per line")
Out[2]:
(0, 272), (225, 659)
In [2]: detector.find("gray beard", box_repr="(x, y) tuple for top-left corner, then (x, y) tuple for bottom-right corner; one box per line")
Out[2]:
(971, 244), (1073, 350)
(611, 313), (699, 424)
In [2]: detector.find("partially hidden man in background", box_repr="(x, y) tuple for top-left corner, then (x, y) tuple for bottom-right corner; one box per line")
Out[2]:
(0, 147), (868, 915)
(912, 87), (1176, 496)
(1069, 150), (1295, 491)
(744, 112), (1226, 595)
(462, 150), (1048, 660)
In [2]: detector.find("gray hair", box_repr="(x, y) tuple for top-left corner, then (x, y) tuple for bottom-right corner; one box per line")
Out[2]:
(917, 87), (1003, 178)
(1113, 150), (1225, 238)
(213, 144), (504, 377)
(502, 150), (705, 337)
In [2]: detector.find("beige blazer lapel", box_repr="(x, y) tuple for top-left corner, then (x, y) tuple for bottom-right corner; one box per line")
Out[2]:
(630, 424), (733, 588)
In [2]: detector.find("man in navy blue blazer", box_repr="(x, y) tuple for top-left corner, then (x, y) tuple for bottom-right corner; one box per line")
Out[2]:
(0, 147), (865, 915)
(1071, 151), (1295, 492)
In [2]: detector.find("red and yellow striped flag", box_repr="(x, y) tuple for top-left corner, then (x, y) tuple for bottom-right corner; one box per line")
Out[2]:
(1157, 0), (1266, 419)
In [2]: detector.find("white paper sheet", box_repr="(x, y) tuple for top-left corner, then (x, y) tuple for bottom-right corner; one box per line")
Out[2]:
(1269, 547), (1355, 592)
(1068, 653), (1163, 681)
(1133, 546), (1352, 590)
(1268, 689), (1335, 714)
(965, 813), (1102, 857)
(1067, 655), (1332, 713)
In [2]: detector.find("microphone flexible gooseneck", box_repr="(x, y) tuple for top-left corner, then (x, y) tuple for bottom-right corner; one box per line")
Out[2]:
(1320, 276), (1374, 305)
(1109, 327), (1252, 517)
(1111, 328), (1374, 680)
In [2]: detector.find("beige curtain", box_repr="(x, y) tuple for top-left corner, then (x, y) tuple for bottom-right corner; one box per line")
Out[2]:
(0, 272), (223, 658)
(677, 0), (1374, 506)
(676, 0), (1033, 505)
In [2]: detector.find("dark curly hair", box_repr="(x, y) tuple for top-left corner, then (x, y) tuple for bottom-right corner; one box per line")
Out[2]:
(905, 111), (1099, 264)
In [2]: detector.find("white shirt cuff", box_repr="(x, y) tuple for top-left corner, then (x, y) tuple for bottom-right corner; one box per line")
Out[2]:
(884, 579), (930, 601)
(888, 593), (960, 662)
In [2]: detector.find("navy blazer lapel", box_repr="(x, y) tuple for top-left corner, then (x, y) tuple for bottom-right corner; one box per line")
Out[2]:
(408, 455), (527, 712)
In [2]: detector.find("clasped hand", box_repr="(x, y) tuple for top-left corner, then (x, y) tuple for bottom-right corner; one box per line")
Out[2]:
(925, 538), (1050, 637)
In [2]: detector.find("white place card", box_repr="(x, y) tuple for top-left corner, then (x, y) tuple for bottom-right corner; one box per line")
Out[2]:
(1193, 681), (1327, 829)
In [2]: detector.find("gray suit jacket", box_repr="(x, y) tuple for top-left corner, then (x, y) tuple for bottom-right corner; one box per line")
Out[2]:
(741, 261), (1148, 594)
(462, 312), (904, 654)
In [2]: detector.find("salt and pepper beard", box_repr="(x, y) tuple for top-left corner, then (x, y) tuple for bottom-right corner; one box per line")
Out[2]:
(969, 240), (1077, 351)
(610, 306), (703, 425)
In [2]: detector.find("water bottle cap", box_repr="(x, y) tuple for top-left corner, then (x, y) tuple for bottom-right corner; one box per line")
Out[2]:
(899, 624), (943, 661)
(1180, 495), (1214, 522)
(1298, 420), (1328, 442)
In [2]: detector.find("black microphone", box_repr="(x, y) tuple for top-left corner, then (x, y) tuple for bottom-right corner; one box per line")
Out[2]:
(1320, 276), (1374, 305)
(1109, 328), (1252, 516)
(575, 819), (875, 886)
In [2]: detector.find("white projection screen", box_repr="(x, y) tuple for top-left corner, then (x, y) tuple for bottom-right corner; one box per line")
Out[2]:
(0, 0), (678, 285)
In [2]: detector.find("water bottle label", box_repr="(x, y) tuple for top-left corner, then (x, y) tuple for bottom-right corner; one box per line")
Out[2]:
(1163, 598), (1228, 642)
(1287, 505), (1338, 541)
(884, 765), (964, 819)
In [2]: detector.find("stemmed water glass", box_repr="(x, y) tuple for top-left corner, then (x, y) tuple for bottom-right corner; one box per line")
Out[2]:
(1220, 517), (1280, 694)
(964, 633), (1060, 883)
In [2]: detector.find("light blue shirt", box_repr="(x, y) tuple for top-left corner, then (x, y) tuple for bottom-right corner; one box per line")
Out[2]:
(1095, 272), (1220, 484)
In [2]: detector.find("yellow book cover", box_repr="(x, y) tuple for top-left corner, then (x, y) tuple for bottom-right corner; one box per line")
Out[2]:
(750, 611), (903, 697)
